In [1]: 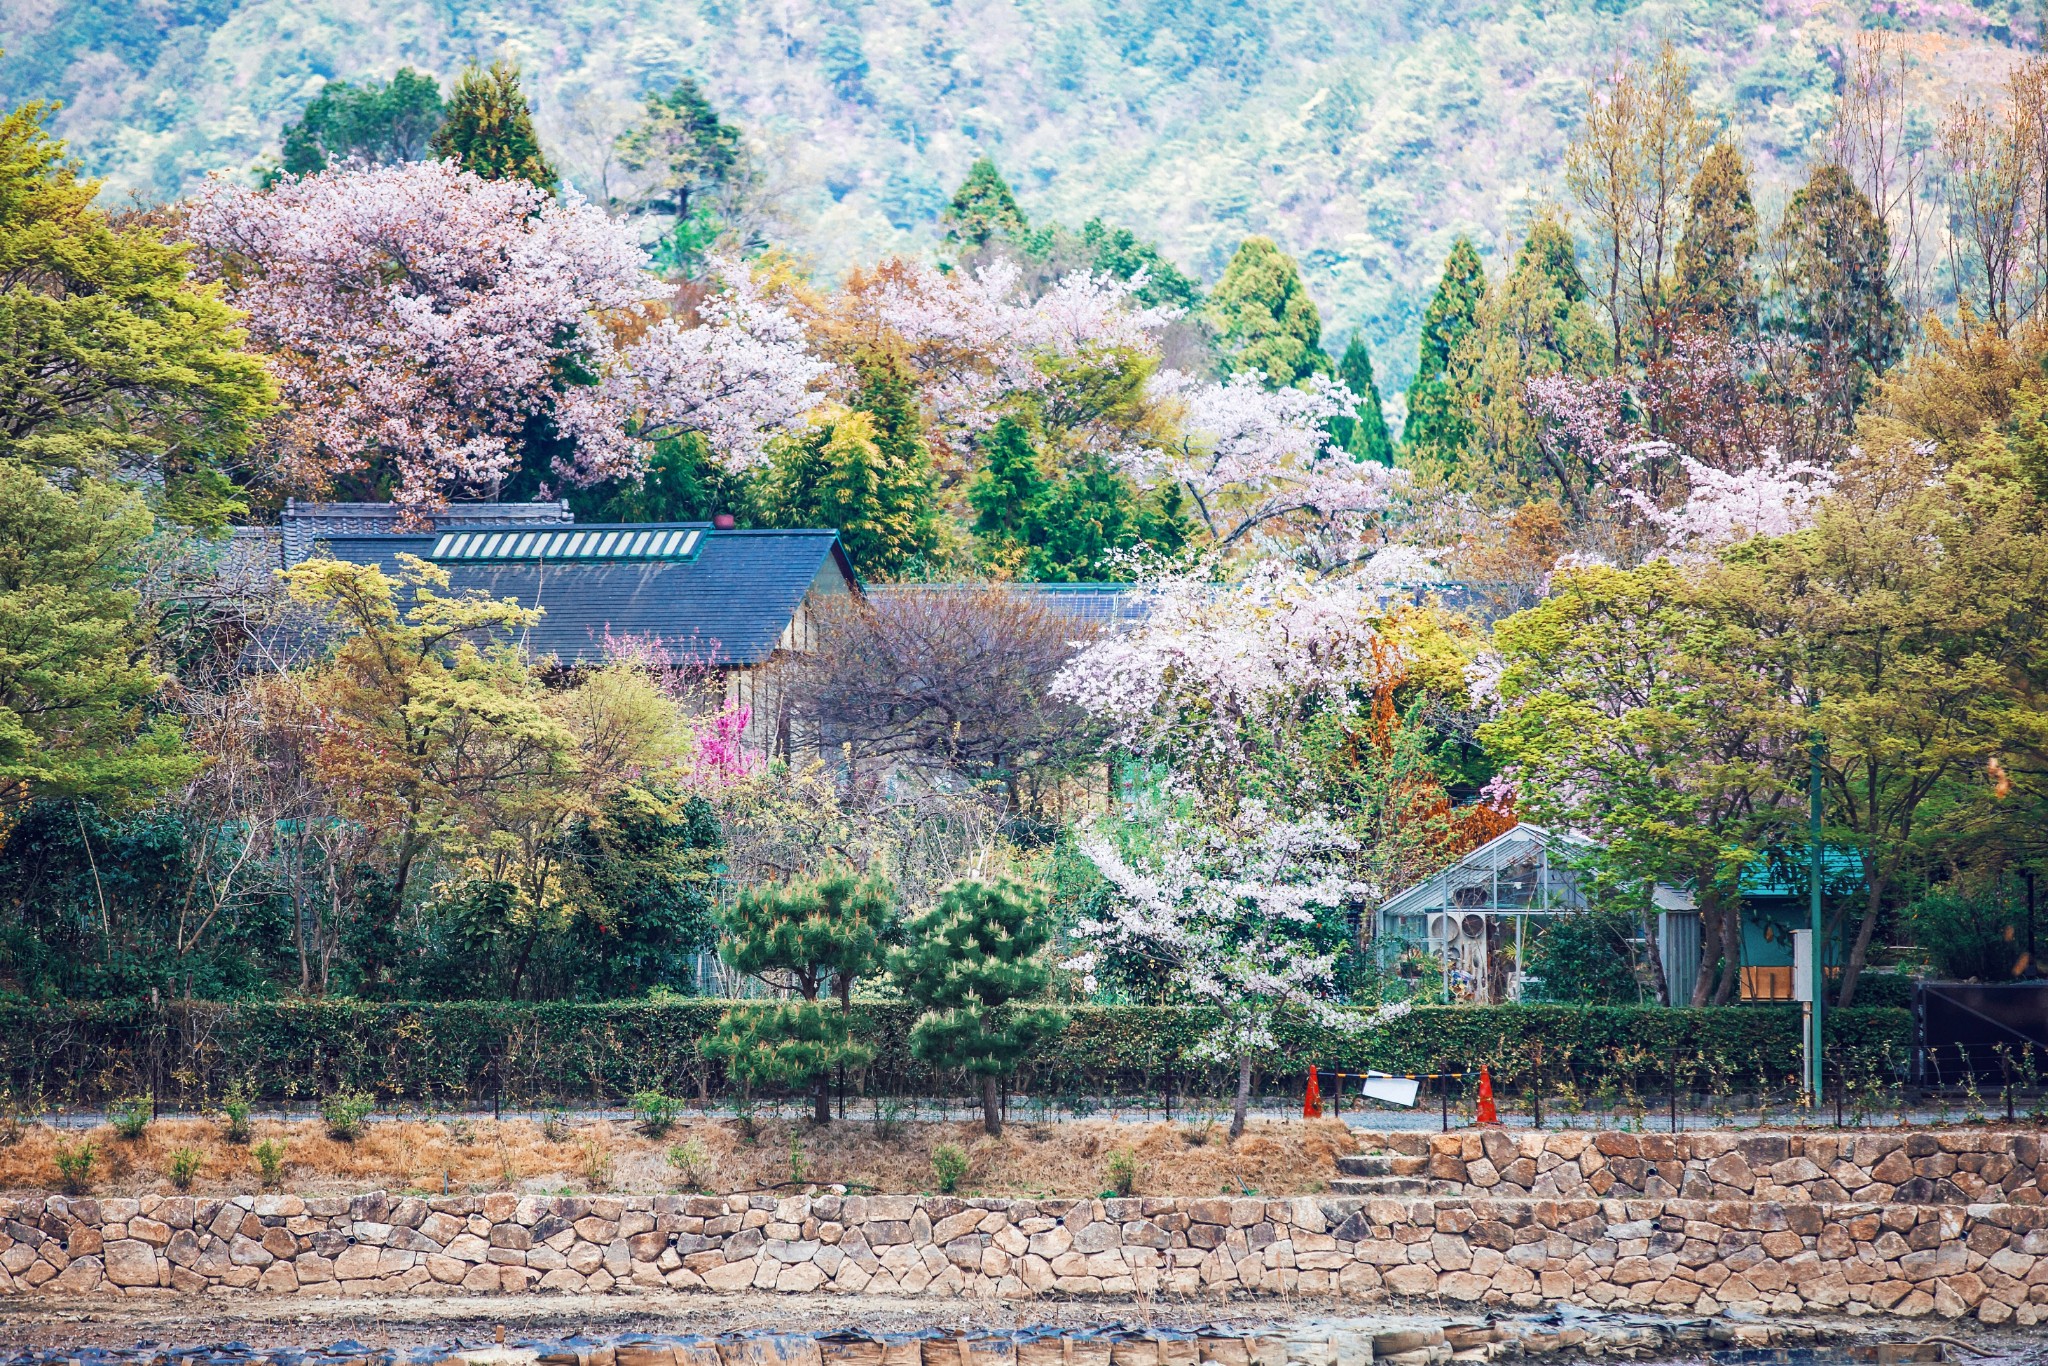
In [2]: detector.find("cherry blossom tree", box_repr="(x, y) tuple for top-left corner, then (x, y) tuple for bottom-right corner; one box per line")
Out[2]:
(1645, 449), (1838, 561)
(1051, 559), (1398, 777)
(862, 257), (1176, 440)
(1071, 790), (1368, 1136)
(1134, 371), (1397, 550)
(186, 161), (827, 510)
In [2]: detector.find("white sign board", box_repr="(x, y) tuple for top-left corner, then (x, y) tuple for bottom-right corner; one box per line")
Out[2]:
(1792, 929), (1813, 1003)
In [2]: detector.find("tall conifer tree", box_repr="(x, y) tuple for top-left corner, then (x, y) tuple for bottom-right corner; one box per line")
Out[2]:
(431, 61), (556, 192)
(1781, 163), (1901, 420)
(1404, 237), (1487, 464)
(1330, 335), (1394, 464)
(1206, 237), (1332, 388)
(943, 157), (1028, 250)
(1675, 142), (1759, 331)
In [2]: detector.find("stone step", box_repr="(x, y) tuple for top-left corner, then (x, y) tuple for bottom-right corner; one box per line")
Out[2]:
(1337, 1153), (1430, 1177)
(1329, 1176), (1432, 1196)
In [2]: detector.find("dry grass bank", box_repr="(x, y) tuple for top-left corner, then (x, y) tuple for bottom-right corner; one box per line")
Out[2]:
(0, 1114), (1359, 1200)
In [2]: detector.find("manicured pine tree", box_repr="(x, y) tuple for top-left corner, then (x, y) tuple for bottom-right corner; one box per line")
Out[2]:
(1206, 236), (1333, 388)
(430, 61), (557, 192)
(1330, 334), (1394, 465)
(891, 879), (1066, 1136)
(1675, 142), (1759, 332)
(943, 156), (1029, 250)
(1403, 237), (1487, 466)
(702, 870), (897, 1124)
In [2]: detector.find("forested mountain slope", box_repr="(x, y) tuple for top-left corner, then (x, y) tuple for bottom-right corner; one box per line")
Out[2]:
(1, 0), (2028, 393)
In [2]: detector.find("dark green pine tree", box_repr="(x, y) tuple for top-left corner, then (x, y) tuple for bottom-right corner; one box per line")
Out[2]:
(890, 879), (1067, 1136)
(1024, 455), (1190, 581)
(1675, 142), (1759, 332)
(1403, 237), (1487, 466)
(1330, 334), (1394, 465)
(279, 68), (445, 178)
(701, 869), (897, 1124)
(1079, 218), (1204, 310)
(430, 61), (557, 192)
(1206, 236), (1333, 388)
(968, 416), (1049, 555)
(1781, 162), (1902, 422)
(943, 157), (1029, 250)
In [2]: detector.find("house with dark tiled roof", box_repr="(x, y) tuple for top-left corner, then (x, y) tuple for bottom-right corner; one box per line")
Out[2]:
(238, 501), (858, 754)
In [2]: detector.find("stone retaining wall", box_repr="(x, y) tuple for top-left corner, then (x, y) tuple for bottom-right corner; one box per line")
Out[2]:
(1361, 1129), (2044, 1205)
(5, 1186), (2047, 1325)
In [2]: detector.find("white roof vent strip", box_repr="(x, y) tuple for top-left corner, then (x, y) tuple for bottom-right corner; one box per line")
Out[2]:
(424, 526), (706, 561)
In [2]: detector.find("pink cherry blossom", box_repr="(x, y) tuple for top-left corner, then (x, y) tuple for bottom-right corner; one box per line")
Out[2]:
(1134, 372), (1396, 548)
(186, 162), (827, 510)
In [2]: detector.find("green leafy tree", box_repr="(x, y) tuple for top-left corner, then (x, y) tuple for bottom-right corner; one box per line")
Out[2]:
(0, 467), (194, 817)
(1206, 236), (1332, 388)
(1403, 237), (1487, 467)
(761, 354), (939, 579)
(1025, 457), (1189, 581)
(614, 78), (744, 274)
(430, 61), (556, 192)
(890, 878), (1066, 1135)
(1674, 142), (1759, 331)
(278, 69), (444, 177)
(943, 157), (1028, 250)
(0, 99), (272, 526)
(1329, 334), (1393, 464)
(1779, 162), (1902, 422)
(703, 869), (897, 1123)
(562, 785), (722, 997)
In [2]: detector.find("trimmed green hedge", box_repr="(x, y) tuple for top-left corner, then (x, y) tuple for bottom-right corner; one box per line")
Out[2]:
(0, 999), (1911, 1110)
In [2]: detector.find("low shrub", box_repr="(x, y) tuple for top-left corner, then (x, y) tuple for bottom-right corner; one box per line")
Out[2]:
(667, 1137), (711, 1191)
(168, 1146), (203, 1190)
(931, 1142), (968, 1193)
(1104, 1147), (1139, 1197)
(252, 1138), (286, 1187)
(109, 1094), (153, 1140)
(219, 1085), (251, 1143)
(630, 1090), (680, 1137)
(54, 1139), (97, 1194)
(319, 1090), (374, 1141)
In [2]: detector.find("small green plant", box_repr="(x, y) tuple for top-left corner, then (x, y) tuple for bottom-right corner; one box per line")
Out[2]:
(219, 1084), (252, 1143)
(252, 1138), (286, 1188)
(667, 1137), (712, 1191)
(54, 1139), (97, 1194)
(631, 1090), (681, 1137)
(931, 1141), (969, 1194)
(579, 1134), (614, 1191)
(788, 1130), (810, 1186)
(168, 1146), (203, 1191)
(1105, 1147), (1140, 1197)
(874, 1095), (908, 1142)
(110, 1094), (154, 1140)
(729, 1094), (760, 1143)
(320, 1090), (375, 1141)
(540, 1104), (571, 1143)
(1181, 1118), (1216, 1147)
(442, 1116), (475, 1146)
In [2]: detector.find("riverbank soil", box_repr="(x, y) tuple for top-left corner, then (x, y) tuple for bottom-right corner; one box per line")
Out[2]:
(0, 1118), (1359, 1200)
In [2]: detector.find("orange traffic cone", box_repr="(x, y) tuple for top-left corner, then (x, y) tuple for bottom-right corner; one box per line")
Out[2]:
(1302, 1065), (1322, 1119)
(1476, 1063), (1499, 1125)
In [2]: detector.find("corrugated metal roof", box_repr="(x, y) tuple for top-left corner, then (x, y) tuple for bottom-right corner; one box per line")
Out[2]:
(303, 523), (855, 667)
(867, 582), (1154, 626)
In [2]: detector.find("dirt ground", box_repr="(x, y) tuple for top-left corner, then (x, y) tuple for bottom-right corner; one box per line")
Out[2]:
(0, 1115), (1361, 1200)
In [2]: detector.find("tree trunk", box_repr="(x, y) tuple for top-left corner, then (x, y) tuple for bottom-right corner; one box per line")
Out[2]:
(981, 1074), (1002, 1137)
(815, 1074), (833, 1125)
(1838, 873), (1888, 1008)
(1640, 907), (1670, 1007)
(1230, 1055), (1252, 1139)
(1712, 906), (1744, 1005)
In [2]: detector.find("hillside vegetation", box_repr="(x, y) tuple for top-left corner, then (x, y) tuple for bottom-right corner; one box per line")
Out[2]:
(0, 0), (2030, 394)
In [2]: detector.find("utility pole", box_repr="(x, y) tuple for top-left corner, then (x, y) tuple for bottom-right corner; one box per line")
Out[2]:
(1808, 688), (1825, 1109)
